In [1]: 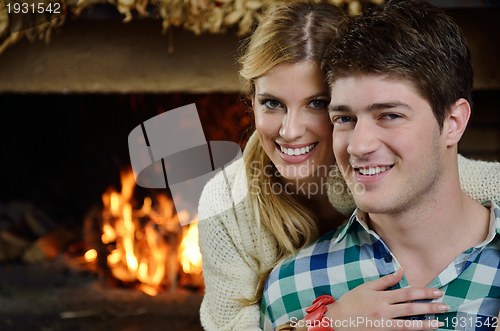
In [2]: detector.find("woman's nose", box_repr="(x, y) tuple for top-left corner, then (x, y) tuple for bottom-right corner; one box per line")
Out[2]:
(279, 110), (306, 141)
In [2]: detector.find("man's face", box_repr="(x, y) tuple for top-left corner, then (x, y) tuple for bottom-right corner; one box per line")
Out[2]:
(329, 75), (446, 215)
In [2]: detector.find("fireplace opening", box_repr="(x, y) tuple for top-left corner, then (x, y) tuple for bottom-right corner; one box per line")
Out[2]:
(0, 93), (252, 331)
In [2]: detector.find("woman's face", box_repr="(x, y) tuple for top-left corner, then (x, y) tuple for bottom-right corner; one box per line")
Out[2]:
(253, 61), (335, 185)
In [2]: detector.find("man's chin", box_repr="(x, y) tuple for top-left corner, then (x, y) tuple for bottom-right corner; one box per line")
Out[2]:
(352, 197), (388, 215)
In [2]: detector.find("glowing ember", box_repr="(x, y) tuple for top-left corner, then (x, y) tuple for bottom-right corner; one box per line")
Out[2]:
(138, 283), (158, 296)
(84, 249), (97, 262)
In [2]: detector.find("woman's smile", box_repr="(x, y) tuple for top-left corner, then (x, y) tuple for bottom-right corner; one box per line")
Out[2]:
(253, 61), (335, 182)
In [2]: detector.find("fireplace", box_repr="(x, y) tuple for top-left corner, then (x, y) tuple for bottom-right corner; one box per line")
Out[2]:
(0, 93), (252, 331)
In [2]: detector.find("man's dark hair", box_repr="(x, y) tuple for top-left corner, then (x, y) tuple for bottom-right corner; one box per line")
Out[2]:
(324, 0), (473, 129)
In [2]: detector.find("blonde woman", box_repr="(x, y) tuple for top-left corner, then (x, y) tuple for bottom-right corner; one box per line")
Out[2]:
(198, 2), (500, 330)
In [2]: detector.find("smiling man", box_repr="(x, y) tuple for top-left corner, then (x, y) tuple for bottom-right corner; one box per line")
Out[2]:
(262, 1), (500, 330)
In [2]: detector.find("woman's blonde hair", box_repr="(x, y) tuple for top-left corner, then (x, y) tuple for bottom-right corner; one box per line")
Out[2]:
(238, 0), (346, 303)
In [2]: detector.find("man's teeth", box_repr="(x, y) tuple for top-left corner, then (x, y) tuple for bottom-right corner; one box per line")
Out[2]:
(280, 143), (315, 156)
(358, 166), (392, 176)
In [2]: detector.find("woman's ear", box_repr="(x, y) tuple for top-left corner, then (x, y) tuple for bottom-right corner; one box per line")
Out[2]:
(443, 98), (471, 147)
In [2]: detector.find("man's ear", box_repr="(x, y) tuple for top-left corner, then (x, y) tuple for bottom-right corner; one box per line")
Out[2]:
(443, 98), (471, 147)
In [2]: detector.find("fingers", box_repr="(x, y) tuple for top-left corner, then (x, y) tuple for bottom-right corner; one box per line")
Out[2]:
(387, 287), (445, 304)
(391, 302), (450, 318)
(361, 268), (405, 291)
(361, 268), (446, 304)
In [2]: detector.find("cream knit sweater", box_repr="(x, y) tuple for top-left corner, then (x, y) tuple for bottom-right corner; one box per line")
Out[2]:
(198, 152), (500, 331)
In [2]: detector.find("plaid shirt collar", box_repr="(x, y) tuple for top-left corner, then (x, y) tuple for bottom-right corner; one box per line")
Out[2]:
(336, 200), (500, 250)
(333, 201), (500, 288)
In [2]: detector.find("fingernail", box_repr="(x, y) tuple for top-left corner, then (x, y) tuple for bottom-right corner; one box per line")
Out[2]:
(439, 322), (445, 327)
(394, 268), (403, 276)
(438, 304), (450, 312)
(434, 289), (445, 297)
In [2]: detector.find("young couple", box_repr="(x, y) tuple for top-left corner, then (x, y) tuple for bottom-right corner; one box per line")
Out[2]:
(198, 1), (500, 331)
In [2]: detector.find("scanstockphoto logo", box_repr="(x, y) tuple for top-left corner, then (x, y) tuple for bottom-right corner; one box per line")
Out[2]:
(127, 104), (245, 226)
(4, 0), (66, 33)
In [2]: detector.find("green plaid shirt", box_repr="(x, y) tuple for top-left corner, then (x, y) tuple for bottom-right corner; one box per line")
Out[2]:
(262, 201), (500, 331)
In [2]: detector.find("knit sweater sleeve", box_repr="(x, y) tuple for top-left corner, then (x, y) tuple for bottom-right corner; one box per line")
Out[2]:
(326, 166), (357, 217)
(458, 154), (500, 203)
(198, 158), (278, 331)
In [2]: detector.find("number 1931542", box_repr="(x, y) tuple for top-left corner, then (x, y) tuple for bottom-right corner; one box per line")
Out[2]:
(441, 316), (498, 328)
(6, 2), (61, 14)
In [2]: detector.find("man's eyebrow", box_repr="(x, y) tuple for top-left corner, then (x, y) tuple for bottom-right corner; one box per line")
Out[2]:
(329, 104), (350, 112)
(329, 102), (411, 112)
(367, 102), (411, 111)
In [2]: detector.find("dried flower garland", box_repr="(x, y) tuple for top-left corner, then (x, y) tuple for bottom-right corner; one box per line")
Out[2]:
(0, 0), (384, 55)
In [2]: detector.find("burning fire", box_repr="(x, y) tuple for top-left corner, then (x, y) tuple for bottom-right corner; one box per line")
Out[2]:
(179, 219), (202, 275)
(84, 169), (203, 295)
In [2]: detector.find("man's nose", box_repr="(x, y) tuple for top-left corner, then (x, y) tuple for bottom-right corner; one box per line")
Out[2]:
(346, 119), (380, 157)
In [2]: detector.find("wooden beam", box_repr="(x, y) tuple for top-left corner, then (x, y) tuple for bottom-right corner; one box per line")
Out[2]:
(0, 20), (243, 93)
(0, 8), (498, 93)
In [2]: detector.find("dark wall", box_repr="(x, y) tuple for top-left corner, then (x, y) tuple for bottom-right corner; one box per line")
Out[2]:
(0, 94), (251, 226)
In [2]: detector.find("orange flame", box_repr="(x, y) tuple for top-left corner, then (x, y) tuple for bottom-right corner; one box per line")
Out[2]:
(179, 219), (202, 275)
(84, 169), (203, 295)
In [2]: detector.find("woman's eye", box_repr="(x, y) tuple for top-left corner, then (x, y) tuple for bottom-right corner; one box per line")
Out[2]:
(309, 99), (328, 109)
(263, 99), (282, 109)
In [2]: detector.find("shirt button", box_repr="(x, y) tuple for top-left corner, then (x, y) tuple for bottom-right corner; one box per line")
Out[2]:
(384, 254), (392, 263)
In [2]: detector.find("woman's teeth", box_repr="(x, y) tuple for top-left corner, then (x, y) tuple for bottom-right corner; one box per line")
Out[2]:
(358, 166), (392, 176)
(279, 143), (316, 156)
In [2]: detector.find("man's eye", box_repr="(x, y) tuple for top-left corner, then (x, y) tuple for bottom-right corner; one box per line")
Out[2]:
(333, 116), (353, 123)
(382, 113), (401, 120)
(264, 99), (282, 109)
